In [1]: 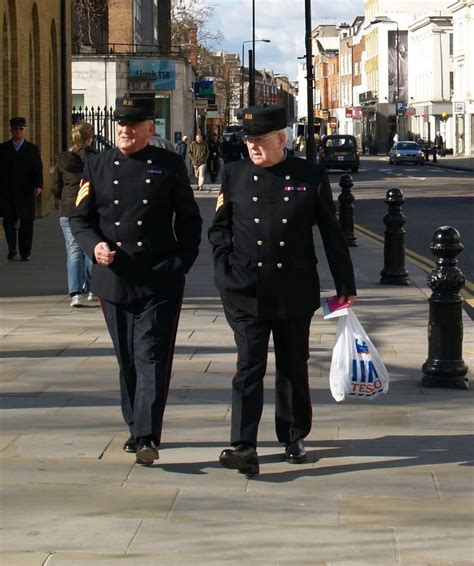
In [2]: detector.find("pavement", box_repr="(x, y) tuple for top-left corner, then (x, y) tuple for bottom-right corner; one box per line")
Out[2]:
(1, 187), (473, 565)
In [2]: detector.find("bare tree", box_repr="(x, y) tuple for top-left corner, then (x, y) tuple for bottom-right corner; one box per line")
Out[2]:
(172, 0), (223, 50)
(72, 0), (108, 50)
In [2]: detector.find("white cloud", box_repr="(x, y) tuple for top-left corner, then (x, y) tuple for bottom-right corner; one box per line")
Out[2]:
(211, 0), (364, 79)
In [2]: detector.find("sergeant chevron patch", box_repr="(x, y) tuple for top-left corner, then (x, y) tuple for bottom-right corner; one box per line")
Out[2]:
(216, 192), (224, 211)
(76, 181), (91, 206)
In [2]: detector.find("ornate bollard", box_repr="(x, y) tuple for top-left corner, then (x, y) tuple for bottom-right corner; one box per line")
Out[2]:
(422, 226), (469, 389)
(338, 174), (357, 247)
(380, 188), (409, 285)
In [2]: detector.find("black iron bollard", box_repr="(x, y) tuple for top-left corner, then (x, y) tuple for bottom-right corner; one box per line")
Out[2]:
(423, 144), (430, 162)
(432, 145), (437, 163)
(338, 174), (357, 247)
(380, 188), (409, 285)
(422, 226), (469, 389)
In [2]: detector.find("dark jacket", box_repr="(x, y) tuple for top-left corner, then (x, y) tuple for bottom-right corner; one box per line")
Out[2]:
(208, 156), (356, 319)
(52, 146), (97, 217)
(70, 144), (202, 304)
(0, 139), (43, 220)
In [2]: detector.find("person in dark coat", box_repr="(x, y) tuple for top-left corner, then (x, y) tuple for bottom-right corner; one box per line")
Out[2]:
(208, 105), (357, 475)
(207, 134), (221, 183)
(52, 121), (97, 307)
(70, 97), (202, 466)
(0, 117), (43, 261)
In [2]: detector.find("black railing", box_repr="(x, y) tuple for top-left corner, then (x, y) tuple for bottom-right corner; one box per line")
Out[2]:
(72, 43), (183, 57)
(72, 106), (115, 150)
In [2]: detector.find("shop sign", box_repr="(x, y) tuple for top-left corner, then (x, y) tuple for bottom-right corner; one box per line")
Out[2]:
(345, 108), (353, 118)
(128, 60), (176, 90)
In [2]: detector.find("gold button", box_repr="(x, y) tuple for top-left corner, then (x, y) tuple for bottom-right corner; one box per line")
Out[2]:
(282, 218), (288, 224)
(116, 242), (122, 246)
(254, 218), (260, 224)
(279, 241), (285, 246)
(147, 159), (152, 164)
(285, 175), (291, 180)
(257, 261), (263, 267)
(252, 197), (258, 202)
(115, 221), (120, 226)
(284, 196), (289, 202)
(137, 241), (143, 247)
(143, 199), (148, 204)
(145, 179), (151, 184)
(257, 240), (263, 246)
(113, 180), (119, 185)
(277, 263), (283, 268)
(114, 200), (119, 205)
(253, 175), (258, 181)
(137, 220), (143, 226)
(114, 160), (120, 165)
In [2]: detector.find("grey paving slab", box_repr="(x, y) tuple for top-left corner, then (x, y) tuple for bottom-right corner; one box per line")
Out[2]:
(396, 527), (474, 564)
(0, 551), (51, 566)
(129, 520), (398, 563)
(340, 495), (473, 528)
(0, 456), (132, 485)
(1, 516), (141, 553)
(2, 483), (178, 519)
(9, 434), (115, 459)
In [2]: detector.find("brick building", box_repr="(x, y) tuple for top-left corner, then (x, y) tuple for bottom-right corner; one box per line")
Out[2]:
(0, 0), (71, 216)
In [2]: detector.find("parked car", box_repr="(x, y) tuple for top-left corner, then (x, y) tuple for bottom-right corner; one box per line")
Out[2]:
(318, 134), (359, 173)
(388, 141), (425, 165)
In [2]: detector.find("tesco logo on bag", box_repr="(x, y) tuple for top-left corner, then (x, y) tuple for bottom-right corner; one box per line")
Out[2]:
(351, 359), (384, 395)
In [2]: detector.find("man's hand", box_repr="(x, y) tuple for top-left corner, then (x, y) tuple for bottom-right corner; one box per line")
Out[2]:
(339, 295), (356, 306)
(34, 188), (42, 197)
(94, 242), (117, 266)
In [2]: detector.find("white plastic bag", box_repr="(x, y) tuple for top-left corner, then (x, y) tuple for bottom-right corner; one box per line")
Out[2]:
(329, 309), (389, 402)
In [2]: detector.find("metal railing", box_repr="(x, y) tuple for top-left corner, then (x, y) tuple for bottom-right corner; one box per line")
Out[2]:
(72, 43), (183, 57)
(72, 106), (116, 149)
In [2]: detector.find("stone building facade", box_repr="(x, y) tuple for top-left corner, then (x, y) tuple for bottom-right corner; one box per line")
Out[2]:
(0, 0), (71, 216)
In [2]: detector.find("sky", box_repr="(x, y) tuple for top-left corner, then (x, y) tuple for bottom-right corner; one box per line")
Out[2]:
(210, 0), (365, 80)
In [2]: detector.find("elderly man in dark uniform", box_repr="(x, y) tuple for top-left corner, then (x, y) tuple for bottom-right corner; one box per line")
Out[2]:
(208, 105), (356, 475)
(0, 117), (43, 261)
(70, 97), (202, 465)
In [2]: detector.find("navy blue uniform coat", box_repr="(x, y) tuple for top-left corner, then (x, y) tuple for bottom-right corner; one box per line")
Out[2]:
(70, 145), (202, 303)
(208, 156), (356, 319)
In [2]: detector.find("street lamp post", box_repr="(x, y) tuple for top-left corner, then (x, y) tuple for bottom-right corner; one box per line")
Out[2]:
(304, 0), (316, 162)
(240, 39), (270, 108)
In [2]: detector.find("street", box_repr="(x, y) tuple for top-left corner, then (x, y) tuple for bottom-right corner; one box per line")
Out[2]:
(325, 155), (473, 283)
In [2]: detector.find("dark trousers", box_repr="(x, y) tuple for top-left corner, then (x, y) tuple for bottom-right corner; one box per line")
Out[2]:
(101, 286), (183, 444)
(223, 299), (313, 447)
(3, 217), (34, 257)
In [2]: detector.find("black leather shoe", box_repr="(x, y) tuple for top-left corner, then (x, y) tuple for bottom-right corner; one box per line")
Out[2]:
(7, 252), (16, 261)
(219, 444), (259, 475)
(20, 255), (30, 261)
(284, 439), (307, 464)
(123, 435), (137, 453)
(135, 437), (159, 465)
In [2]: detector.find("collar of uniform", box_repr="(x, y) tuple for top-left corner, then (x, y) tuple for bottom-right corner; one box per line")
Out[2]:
(114, 145), (154, 162)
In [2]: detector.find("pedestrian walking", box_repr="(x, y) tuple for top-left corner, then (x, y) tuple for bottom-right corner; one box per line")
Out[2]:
(70, 97), (202, 466)
(208, 105), (357, 475)
(207, 134), (220, 183)
(52, 121), (97, 307)
(176, 135), (188, 159)
(188, 133), (209, 190)
(0, 117), (43, 261)
(434, 131), (444, 156)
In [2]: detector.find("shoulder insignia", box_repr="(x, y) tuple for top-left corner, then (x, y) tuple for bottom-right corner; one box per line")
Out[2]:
(76, 180), (91, 206)
(216, 192), (224, 211)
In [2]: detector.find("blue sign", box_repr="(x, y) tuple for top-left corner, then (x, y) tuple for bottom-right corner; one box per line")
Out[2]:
(128, 60), (176, 90)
